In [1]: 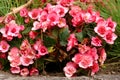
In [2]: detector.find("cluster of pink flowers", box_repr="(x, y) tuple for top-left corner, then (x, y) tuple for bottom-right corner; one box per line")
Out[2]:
(7, 39), (48, 76)
(0, 0), (118, 77)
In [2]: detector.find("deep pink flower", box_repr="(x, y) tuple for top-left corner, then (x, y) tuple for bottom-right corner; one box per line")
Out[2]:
(103, 30), (117, 44)
(10, 67), (20, 74)
(0, 40), (10, 53)
(20, 8), (28, 17)
(47, 12), (59, 26)
(28, 9), (41, 20)
(63, 62), (77, 77)
(87, 47), (98, 61)
(57, 0), (74, 7)
(38, 46), (48, 56)
(20, 68), (29, 76)
(94, 21), (107, 37)
(91, 36), (102, 46)
(67, 34), (78, 51)
(72, 53), (93, 69)
(98, 48), (107, 65)
(30, 68), (39, 76)
(29, 31), (38, 39)
(106, 17), (117, 32)
(0, 53), (7, 59)
(91, 61), (99, 76)
(33, 39), (43, 50)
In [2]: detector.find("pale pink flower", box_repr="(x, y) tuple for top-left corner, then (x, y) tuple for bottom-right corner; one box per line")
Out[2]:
(72, 53), (93, 69)
(98, 48), (107, 65)
(63, 62), (77, 77)
(94, 21), (107, 37)
(91, 61), (99, 76)
(83, 12), (93, 23)
(24, 17), (30, 23)
(20, 8), (28, 17)
(10, 67), (20, 74)
(91, 36), (102, 46)
(0, 40), (10, 53)
(10, 57), (21, 67)
(28, 9), (41, 20)
(38, 46), (48, 56)
(67, 34), (78, 51)
(32, 21), (41, 30)
(30, 68), (39, 76)
(58, 18), (67, 28)
(103, 30), (117, 44)
(20, 68), (29, 76)
(54, 5), (69, 17)
(106, 17), (117, 32)
(20, 56), (34, 66)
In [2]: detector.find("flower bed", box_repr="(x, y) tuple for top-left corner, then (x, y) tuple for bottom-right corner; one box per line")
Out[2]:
(0, 0), (118, 78)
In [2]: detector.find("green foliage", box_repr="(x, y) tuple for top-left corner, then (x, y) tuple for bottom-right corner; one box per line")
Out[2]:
(59, 27), (70, 46)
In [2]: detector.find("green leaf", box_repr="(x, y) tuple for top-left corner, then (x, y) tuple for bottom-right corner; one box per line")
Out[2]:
(59, 27), (70, 46)
(43, 35), (56, 47)
(75, 32), (83, 42)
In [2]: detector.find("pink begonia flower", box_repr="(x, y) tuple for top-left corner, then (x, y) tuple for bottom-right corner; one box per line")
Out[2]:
(0, 40), (10, 53)
(10, 67), (20, 74)
(69, 5), (81, 17)
(63, 62), (77, 77)
(29, 31), (38, 39)
(4, 15), (15, 23)
(24, 17), (30, 23)
(38, 10), (47, 22)
(78, 44), (90, 54)
(20, 68), (29, 76)
(106, 17), (117, 32)
(83, 12), (93, 23)
(98, 48), (107, 65)
(47, 12), (59, 26)
(103, 30), (117, 44)
(20, 56), (34, 66)
(91, 61), (99, 76)
(87, 47), (98, 61)
(32, 21), (41, 30)
(94, 21), (107, 37)
(0, 20), (24, 41)
(30, 68), (39, 76)
(67, 34), (78, 51)
(20, 8), (28, 17)
(38, 46), (48, 56)
(54, 5), (69, 17)
(58, 18), (67, 28)
(10, 57), (21, 67)
(33, 39), (43, 50)
(8, 47), (21, 61)
(91, 36), (102, 46)
(57, 0), (74, 7)
(28, 9), (42, 20)
(72, 53), (93, 69)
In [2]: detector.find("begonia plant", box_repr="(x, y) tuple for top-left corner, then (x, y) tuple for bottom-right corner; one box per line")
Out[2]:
(0, 0), (118, 77)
